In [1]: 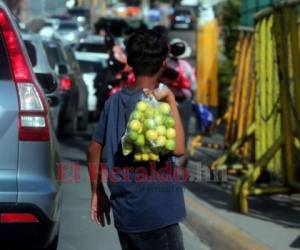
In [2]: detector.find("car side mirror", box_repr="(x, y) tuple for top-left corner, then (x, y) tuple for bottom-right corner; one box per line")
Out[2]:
(55, 64), (68, 75)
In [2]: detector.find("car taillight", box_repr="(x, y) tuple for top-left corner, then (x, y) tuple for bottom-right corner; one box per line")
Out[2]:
(0, 213), (39, 223)
(60, 76), (73, 91)
(0, 9), (49, 141)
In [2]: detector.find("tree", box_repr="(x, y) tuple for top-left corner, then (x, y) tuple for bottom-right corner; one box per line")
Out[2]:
(215, 0), (241, 116)
(217, 0), (241, 60)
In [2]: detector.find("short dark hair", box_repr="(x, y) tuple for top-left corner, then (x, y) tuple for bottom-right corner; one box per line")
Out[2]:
(126, 30), (169, 76)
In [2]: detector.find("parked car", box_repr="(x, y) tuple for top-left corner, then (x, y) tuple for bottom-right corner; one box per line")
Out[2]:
(0, 2), (61, 249)
(170, 8), (195, 30)
(22, 33), (61, 133)
(43, 39), (88, 136)
(74, 35), (109, 114)
(54, 20), (85, 44)
(38, 19), (60, 39)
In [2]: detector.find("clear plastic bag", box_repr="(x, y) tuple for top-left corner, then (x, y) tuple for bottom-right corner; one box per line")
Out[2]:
(122, 85), (176, 162)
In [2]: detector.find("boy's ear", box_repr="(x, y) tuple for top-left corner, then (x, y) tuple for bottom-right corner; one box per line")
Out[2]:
(162, 60), (167, 68)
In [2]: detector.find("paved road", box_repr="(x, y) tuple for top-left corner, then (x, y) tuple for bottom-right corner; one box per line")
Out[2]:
(57, 126), (209, 250)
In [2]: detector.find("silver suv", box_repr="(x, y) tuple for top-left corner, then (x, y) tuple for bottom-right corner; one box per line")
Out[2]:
(0, 2), (61, 249)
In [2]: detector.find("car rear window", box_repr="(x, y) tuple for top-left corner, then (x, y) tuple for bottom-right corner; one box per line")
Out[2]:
(24, 40), (37, 67)
(43, 42), (65, 69)
(0, 32), (12, 80)
(77, 43), (108, 53)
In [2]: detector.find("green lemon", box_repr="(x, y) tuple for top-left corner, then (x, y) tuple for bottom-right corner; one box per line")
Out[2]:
(156, 136), (166, 147)
(128, 131), (138, 142)
(164, 116), (175, 128)
(159, 103), (171, 114)
(166, 128), (176, 139)
(141, 153), (150, 161)
(165, 139), (176, 151)
(156, 125), (167, 136)
(154, 114), (164, 125)
(131, 110), (144, 121)
(146, 129), (158, 141)
(149, 153), (159, 161)
(144, 119), (156, 130)
(144, 108), (155, 118)
(136, 101), (148, 112)
(134, 153), (142, 161)
(135, 134), (145, 147)
(129, 120), (142, 132)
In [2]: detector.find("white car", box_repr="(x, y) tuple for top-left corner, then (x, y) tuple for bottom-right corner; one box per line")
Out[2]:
(54, 20), (85, 44)
(74, 35), (109, 113)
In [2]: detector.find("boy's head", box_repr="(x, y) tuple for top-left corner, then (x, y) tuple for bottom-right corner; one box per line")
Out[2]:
(126, 29), (169, 77)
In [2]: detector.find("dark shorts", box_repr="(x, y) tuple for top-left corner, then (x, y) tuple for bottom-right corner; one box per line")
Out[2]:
(118, 224), (184, 250)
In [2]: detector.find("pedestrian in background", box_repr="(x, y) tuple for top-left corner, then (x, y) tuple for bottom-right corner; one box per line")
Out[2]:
(160, 38), (196, 167)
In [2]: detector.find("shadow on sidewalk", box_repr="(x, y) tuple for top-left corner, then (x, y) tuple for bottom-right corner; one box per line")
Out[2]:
(186, 140), (300, 233)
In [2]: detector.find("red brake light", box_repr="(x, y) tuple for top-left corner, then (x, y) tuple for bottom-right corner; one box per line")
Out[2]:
(0, 8), (49, 141)
(60, 76), (73, 91)
(0, 11), (31, 82)
(1, 213), (39, 223)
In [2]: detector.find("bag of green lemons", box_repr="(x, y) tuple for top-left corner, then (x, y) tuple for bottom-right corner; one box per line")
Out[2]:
(122, 88), (176, 162)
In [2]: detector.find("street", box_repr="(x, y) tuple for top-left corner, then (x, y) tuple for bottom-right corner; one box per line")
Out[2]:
(57, 125), (209, 250)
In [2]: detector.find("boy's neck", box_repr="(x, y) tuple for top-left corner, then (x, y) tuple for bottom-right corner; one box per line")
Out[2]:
(134, 75), (158, 90)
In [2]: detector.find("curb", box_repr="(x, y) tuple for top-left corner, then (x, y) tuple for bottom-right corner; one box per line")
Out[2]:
(184, 190), (271, 250)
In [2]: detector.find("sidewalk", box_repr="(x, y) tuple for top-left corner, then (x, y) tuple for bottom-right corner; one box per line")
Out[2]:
(184, 134), (300, 250)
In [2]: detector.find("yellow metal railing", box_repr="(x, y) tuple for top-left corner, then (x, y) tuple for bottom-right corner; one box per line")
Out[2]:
(234, 2), (300, 213)
(190, 29), (256, 163)
(190, 1), (300, 214)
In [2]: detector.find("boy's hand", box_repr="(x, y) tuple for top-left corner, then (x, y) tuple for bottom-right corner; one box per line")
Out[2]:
(143, 87), (175, 104)
(91, 191), (111, 226)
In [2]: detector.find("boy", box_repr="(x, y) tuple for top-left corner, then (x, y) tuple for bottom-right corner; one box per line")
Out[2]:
(87, 30), (186, 250)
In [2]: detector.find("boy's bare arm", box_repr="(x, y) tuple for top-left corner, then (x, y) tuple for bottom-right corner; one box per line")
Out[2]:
(87, 141), (103, 193)
(87, 141), (111, 226)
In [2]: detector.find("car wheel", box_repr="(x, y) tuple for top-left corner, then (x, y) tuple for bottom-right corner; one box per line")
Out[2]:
(44, 235), (59, 250)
